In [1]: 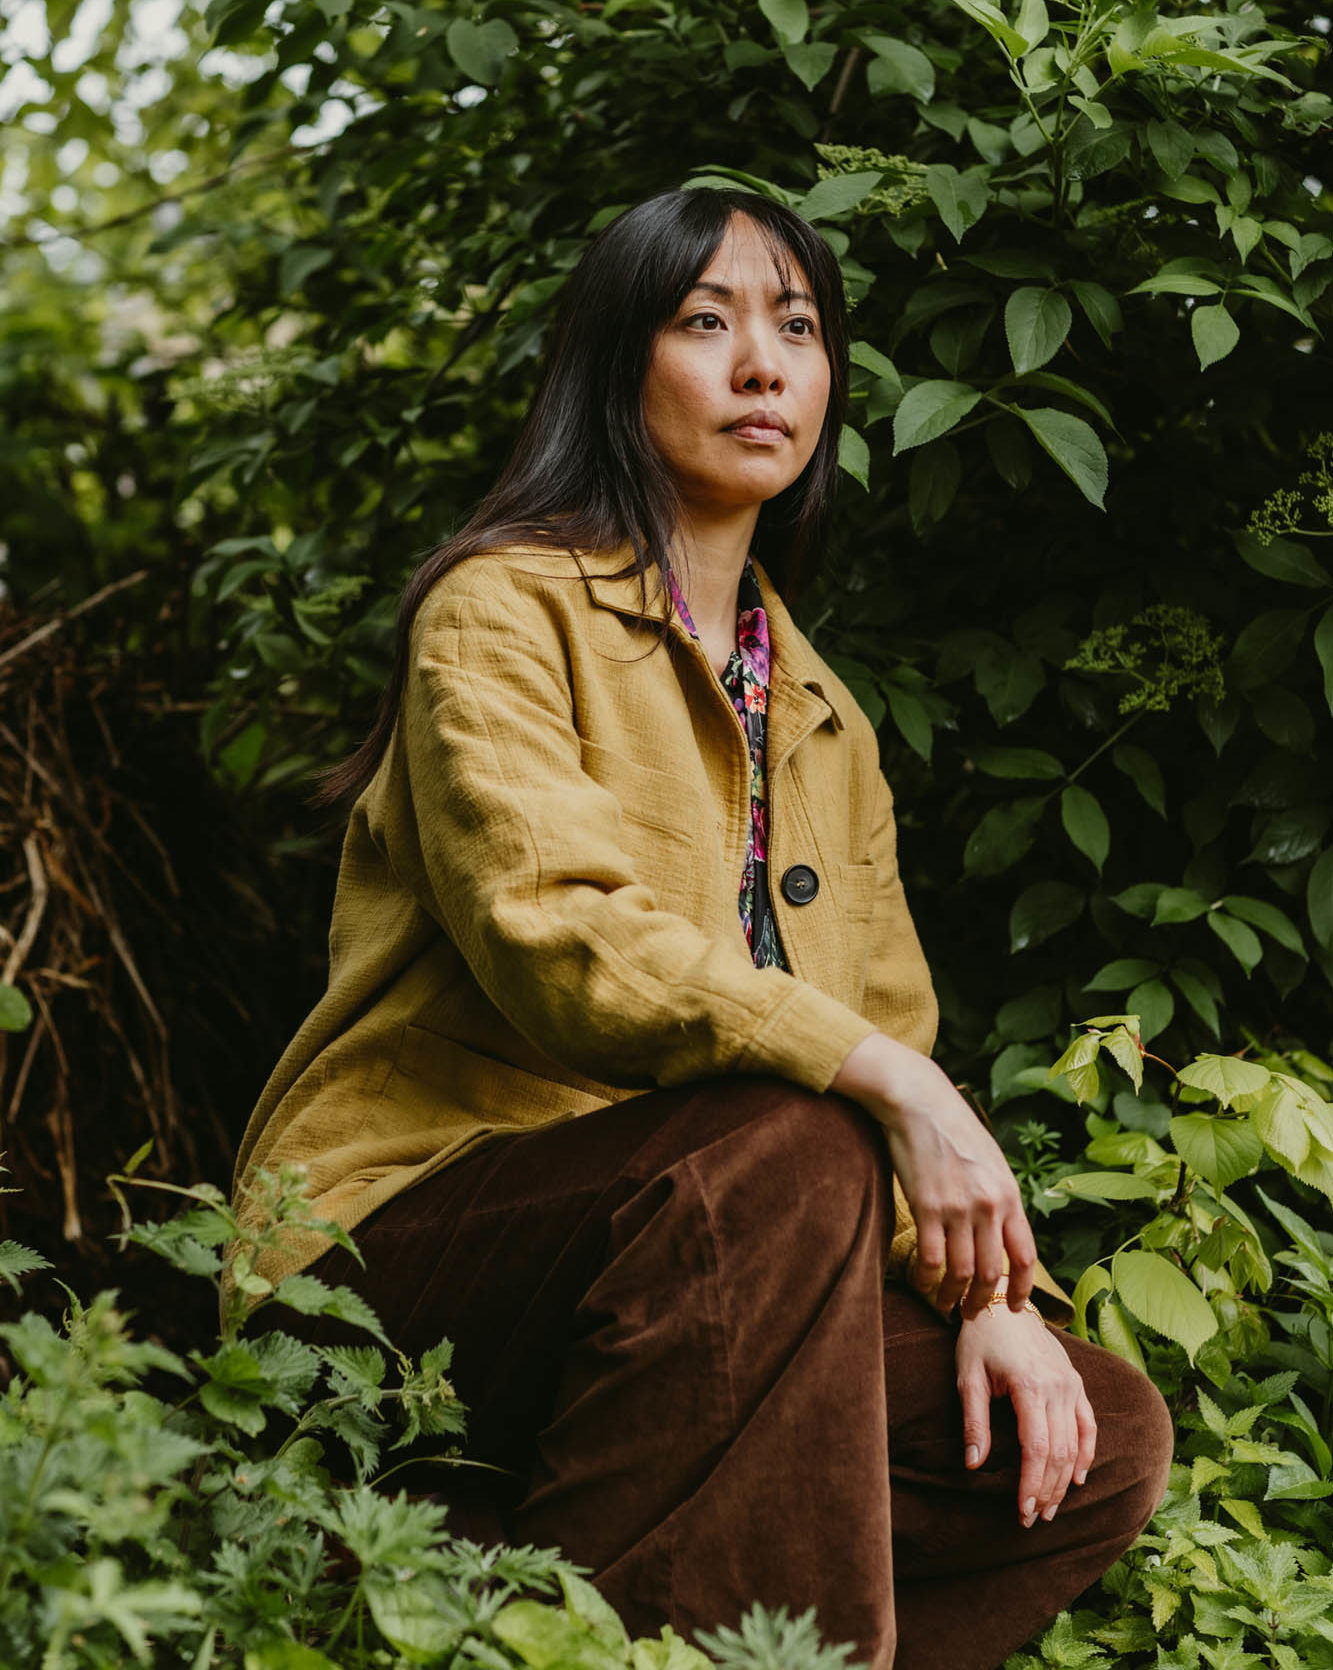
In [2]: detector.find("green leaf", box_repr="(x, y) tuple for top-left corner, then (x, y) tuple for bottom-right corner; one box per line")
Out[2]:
(1314, 605), (1333, 716)
(886, 686), (934, 761)
(1009, 880), (1085, 952)
(1012, 406), (1107, 508)
(278, 245), (333, 296)
(0, 1238), (53, 1293)
(1308, 847), (1333, 950)
(1191, 304), (1240, 371)
(245, 1643), (344, 1670)
(1130, 271), (1222, 297)
(1247, 806), (1329, 866)
(1126, 979), (1172, 1045)
(837, 423), (870, 488)
(759, 0), (808, 43)
(1147, 117), (1193, 178)
(1013, 370), (1115, 431)
(1084, 958), (1161, 992)
(0, 983), (33, 1032)
(909, 439), (962, 531)
(950, 0), (1028, 55)
(1207, 912), (1264, 975)
(1056, 1172), (1159, 1201)
(1152, 886), (1209, 925)
(864, 36), (935, 102)
(1113, 744), (1167, 817)
(446, 17), (519, 84)
(923, 163), (991, 243)
(1097, 1297), (1147, 1371)
(1112, 1248), (1218, 1362)
(1235, 531), (1331, 587)
(1178, 1055), (1271, 1108)
(1221, 895), (1304, 955)
(494, 1600), (626, 1670)
(783, 41), (837, 89)
(798, 171), (884, 221)
(1061, 784), (1109, 872)
(1050, 1031), (1102, 1102)
(1169, 1114), (1264, 1189)
(1004, 287), (1072, 375)
(1170, 968), (1221, 1035)
(1014, 0), (1049, 49)
(1070, 1264), (1111, 1338)
(1248, 1082), (1311, 1170)
(892, 379), (984, 452)
(970, 746), (1063, 779)
(1069, 279), (1123, 347)
(963, 798), (1044, 876)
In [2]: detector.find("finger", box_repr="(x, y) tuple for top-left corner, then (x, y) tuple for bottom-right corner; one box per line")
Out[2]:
(1011, 1384), (1050, 1528)
(1002, 1208), (1039, 1310)
(960, 1212), (1006, 1321)
(1038, 1386), (1079, 1522)
(912, 1218), (947, 1307)
(1074, 1387), (1098, 1486)
(957, 1363), (992, 1470)
(934, 1216), (974, 1316)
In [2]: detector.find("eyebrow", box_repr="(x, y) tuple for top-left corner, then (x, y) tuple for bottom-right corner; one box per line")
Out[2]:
(687, 280), (819, 309)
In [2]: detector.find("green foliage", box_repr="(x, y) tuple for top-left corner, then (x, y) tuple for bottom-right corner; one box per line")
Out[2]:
(0, 1165), (857, 1670)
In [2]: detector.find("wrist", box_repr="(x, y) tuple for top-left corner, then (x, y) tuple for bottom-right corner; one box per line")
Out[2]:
(831, 1032), (945, 1132)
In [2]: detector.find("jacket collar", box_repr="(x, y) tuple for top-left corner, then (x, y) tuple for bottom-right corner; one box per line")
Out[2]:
(570, 544), (846, 742)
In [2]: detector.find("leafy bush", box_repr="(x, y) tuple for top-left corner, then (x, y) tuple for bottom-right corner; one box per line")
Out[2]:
(0, 1160), (863, 1670)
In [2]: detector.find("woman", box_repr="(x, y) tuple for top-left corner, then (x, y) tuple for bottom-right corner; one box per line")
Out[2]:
(231, 187), (1172, 1670)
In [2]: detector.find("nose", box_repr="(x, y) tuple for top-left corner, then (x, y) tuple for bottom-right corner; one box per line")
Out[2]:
(732, 322), (784, 395)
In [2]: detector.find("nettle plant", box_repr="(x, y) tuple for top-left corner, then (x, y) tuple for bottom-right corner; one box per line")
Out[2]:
(1045, 1016), (1333, 1386)
(0, 1161), (856, 1670)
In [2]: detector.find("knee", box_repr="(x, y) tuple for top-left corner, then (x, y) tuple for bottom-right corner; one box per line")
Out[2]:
(1079, 1343), (1175, 1537)
(742, 1077), (889, 1222)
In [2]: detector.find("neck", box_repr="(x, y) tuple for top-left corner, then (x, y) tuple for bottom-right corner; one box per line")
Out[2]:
(670, 503), (759, 645)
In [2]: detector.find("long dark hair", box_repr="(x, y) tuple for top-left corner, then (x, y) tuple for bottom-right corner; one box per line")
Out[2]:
(319, 186), (850, 806)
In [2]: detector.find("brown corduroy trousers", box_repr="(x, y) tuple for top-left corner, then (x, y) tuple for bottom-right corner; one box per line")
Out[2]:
(301, 1075), (1174, 1670)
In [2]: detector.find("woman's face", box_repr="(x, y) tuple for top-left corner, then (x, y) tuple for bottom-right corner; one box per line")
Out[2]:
(641, 214), (831, 524)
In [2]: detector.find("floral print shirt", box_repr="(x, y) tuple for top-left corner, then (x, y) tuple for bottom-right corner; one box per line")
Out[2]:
(666, 557), (789, 971)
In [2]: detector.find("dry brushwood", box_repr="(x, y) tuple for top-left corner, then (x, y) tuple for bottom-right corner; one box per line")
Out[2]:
(0, 582), (329, 1335)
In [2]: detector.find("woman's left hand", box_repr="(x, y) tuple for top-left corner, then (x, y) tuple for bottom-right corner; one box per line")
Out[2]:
(955, 1304), (1097, 1529)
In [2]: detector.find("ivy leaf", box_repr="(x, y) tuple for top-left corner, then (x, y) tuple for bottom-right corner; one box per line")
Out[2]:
(1169, 1113), (1264, 1189)
(445, 18), (518, 85)
(1112, 1249), (1219, 1362)
(923, 162), (991, 242)
(892, 379), (984, 451)
(1013, 406), (1108, 508)
(1009, 880), (1085, 951)
(1004, 287), (1072, 374)
(1061, 784), (1110, 872)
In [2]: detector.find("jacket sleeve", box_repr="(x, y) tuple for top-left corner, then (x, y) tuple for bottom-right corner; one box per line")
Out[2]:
(375, 567), (879, 1095)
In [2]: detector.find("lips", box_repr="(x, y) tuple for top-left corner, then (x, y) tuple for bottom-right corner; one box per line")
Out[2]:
(726, 409), (790, 441)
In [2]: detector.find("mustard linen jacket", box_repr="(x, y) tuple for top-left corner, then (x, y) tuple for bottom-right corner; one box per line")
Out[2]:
(233, 542), (1063, 1309)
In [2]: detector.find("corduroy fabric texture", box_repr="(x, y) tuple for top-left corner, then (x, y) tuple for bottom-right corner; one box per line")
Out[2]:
(296, 1076), (1173, 1670)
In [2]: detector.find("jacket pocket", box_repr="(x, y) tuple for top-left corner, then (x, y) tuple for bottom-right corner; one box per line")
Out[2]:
(836, 861), (878, 922)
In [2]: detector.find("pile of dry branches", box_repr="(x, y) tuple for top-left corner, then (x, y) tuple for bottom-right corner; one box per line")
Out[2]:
(0, 575), (324, 1316)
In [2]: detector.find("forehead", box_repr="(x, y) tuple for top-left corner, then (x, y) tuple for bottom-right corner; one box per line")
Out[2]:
(689, 214), (814, 303)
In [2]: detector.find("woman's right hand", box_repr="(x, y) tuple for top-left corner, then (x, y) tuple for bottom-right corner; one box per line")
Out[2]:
(831, 1031), (1037, 1319)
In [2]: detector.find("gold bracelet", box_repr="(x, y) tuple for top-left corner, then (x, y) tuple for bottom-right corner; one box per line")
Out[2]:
(985, 1288), (1043, 1318)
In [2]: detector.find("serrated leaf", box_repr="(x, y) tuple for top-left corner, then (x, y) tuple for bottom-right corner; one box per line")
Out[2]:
(1208, 911), (1263, 975)
(963, 797), (1044, 876)
(1169, 1114), (1264, 1189)
(1005, 287), (1072, 375)
(1013, 406), (1107, 508)
(1177, 1055), (1271, 1109)
(1056, 1171), (1159, 1201)
(1235, 532), (1331, 588)
(1097, 1297), (1147, 1371)
(1069, 279), (1123, 347)
(1221, 895), (1303, 956)
(837, 423), (870, 488)
(1191, 304), (1240, 371)
(798, 172), (884, 221)
(892, 379), (984, 452)
(1112, 1248), (1219, 1362)
(923, 162), (991, 243)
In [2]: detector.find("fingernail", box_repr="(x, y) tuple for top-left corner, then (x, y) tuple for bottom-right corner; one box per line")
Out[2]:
(1075, 1469), (1087, 1486)
(1022, 1497), (1037, 1519)
(1042, 1503), (1058, 1522)
(965, 1444), (979, 1467)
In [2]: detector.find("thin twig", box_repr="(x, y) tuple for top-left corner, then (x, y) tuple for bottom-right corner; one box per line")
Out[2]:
(2, 836), (48, 986)
(0, 570), (149, 674)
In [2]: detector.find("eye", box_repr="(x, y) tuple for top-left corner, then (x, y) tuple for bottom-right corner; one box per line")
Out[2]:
(783, 316), (819, 338)
(685, 311), (726, 331)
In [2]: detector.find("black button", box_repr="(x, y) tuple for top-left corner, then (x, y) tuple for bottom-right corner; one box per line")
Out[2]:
(780, 864), (820, 905)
